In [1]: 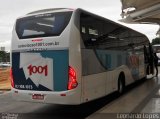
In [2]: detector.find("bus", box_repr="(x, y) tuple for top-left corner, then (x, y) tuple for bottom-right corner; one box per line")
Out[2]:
(10, 8), (154, 105)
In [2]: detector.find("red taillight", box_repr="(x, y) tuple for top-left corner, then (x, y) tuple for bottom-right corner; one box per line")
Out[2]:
(10, 68), (14, 88)
(32, 38), (43, 42)
(68, 66), (78, 90)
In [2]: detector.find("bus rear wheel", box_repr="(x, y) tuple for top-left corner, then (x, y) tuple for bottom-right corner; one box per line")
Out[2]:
(118, 74), (125, 94)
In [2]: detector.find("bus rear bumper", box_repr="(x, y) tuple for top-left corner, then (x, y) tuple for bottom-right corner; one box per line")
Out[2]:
(11, 88), (81, 105)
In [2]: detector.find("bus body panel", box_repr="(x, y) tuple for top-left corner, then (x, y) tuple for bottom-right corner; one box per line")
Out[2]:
(11, 88), (81, 104)
(82, 65), (135, 102)
(11, 9), (82, 104)
(82, 72), (106, 102)
(12, 50), (69, 91)
(68, 10), (82, 103)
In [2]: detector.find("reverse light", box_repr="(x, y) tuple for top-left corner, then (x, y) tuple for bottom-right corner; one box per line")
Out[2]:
(68, 66), (78, 90)
(10, 68), (14, 88)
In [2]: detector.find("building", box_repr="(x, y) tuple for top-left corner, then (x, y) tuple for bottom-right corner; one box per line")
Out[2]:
(120, 0), (160, 36)
(0, 47), (5, 51)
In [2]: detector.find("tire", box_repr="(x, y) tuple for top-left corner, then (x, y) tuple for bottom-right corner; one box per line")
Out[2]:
(118, 74), (125, 94)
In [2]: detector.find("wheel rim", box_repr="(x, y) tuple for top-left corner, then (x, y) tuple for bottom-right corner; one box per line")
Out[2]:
(119, 80), (123, 93)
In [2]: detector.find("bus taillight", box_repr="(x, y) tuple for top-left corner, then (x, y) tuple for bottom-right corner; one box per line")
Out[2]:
(68, 66), (78, 90)
(10, 68), (14, 88)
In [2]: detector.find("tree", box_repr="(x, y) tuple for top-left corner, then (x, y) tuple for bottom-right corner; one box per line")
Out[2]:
(0, 51), (6, 62)
(0, 51), (10, 62)
(152, 37), (160, 45)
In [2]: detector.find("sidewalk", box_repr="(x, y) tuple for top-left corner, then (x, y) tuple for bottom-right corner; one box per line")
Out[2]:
(0, 68), (11, 91)
(87, 76), (160, 119)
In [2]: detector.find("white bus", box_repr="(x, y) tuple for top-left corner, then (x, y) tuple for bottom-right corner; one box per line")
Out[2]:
(11, 8), (153, 105)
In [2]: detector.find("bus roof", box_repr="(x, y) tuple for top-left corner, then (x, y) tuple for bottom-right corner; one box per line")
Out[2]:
(27, 8), (75, 15)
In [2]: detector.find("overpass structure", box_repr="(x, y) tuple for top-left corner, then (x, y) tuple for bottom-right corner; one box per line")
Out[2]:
(120, 0), (160, 36)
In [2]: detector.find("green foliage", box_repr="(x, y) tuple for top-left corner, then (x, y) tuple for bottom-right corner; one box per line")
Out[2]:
(152, 37), (160, 45)
(0, 51), (10, 62)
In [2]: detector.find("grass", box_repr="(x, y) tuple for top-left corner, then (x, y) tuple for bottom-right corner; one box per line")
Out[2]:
(0, 68), (11, 90)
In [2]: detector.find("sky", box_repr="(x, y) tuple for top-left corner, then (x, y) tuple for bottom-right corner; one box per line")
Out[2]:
(0, 0), (159, 51)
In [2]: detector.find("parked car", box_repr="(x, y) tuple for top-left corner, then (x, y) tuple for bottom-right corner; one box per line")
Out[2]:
(0, 62), (10, 68)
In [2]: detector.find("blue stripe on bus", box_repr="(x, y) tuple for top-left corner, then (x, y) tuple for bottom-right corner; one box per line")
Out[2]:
(41, 50), (69, 91)
(95, 50), (127, 70)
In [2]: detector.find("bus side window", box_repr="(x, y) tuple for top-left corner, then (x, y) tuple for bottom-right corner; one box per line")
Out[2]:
(81, 26), (90, 47)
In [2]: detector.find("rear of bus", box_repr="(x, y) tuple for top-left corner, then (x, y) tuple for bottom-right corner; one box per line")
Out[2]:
(10, 8), (82, 104)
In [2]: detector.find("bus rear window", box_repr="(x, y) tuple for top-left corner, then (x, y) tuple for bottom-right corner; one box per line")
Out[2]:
(16, 12), (72, 39)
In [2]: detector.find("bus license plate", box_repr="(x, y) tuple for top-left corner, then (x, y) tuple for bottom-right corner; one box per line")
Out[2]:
(32, 94), (44, 100)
